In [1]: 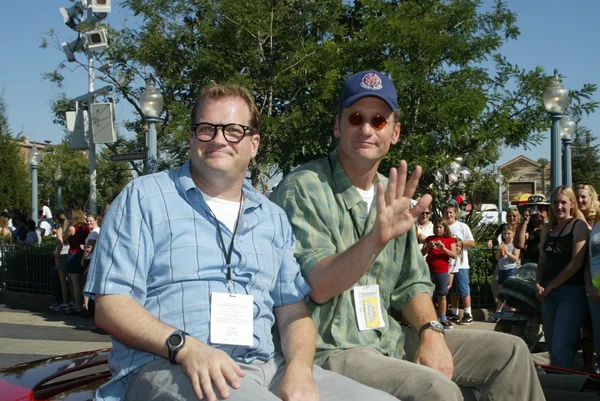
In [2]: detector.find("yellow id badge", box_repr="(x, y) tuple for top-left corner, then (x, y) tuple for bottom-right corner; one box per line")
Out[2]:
(363, 297), (382, 328)
(353, 285), (386, 331)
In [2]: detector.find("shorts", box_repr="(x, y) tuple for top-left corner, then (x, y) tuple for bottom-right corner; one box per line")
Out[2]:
(55, 254), (68, 272)
(498, 268), (517, 285)
(66, 252), (84, 274)
(449, 269), (471, 297)
(431, 272), (450, 296)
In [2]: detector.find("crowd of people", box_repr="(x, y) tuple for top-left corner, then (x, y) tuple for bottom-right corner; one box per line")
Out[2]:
(0, 204), (103, 317)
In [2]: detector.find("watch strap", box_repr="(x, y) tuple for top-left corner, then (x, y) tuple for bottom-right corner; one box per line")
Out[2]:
(418, 321), (444, 338)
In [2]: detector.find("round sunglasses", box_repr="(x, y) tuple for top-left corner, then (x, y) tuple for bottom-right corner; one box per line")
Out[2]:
(347, 112), (390, 130)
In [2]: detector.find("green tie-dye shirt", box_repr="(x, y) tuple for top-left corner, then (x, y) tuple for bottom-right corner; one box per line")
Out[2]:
(271, 149), (434, 365)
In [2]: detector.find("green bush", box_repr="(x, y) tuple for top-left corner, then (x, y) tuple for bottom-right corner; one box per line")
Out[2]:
(469, 247), (496, 285)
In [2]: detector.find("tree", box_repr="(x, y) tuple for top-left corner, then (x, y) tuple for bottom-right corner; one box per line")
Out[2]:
(37, 142), (133, 212)
(0, 90), (31, 212)
(571, 127), (600, 190)
(43, 0), (598, 192)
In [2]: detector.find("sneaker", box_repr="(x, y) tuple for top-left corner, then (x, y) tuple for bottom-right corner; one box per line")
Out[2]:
(441, 319), (454, 329)
(48, 303), (62, 312)
(458, 313), (474, 325)
(447, 311), (460, 321)
(57, 303), (71, 313)
(486, 315), (499, 323)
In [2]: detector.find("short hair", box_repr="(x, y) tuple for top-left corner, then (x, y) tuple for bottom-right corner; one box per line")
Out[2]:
(443, 204), (458, 213)
(500, 223), (515, 233)
(191, 83), (260, 130)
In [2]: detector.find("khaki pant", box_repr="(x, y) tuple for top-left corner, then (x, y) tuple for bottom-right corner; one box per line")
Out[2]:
(322, 328), (545, 401)
(124, 355), (397, 401)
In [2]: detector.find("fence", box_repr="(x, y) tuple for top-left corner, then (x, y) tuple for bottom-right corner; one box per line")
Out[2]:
(0, 243), (55, 294)
(0, 243), (499, 307)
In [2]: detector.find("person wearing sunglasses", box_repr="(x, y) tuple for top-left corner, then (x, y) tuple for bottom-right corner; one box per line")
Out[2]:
(84, 83), (394, 401)
(416, 208), (434, 250)
(271, 70), (544, 401)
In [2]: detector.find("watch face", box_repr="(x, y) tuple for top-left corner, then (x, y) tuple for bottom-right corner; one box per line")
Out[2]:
(169, 334), (183, 347)
(430, 321), (444, 331)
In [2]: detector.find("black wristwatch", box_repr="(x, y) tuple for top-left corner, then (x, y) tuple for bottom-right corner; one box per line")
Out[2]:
(418, 321), (445, 338)
(166, 330), (189, 364)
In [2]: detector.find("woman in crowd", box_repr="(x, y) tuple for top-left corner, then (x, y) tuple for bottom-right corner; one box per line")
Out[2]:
(51, 211), (71, 313)
(0, 216), (12, 244)
(81, 214), (101, 314)
(63, 209), (90, 314)
(422, 218), (457, 328)
(585, 204), (600, 372)
(575, 184), (600, 229)
(536, 186), (589, 369)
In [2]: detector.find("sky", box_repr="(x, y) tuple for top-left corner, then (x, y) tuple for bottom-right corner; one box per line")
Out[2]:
(1, 1), (599, 167)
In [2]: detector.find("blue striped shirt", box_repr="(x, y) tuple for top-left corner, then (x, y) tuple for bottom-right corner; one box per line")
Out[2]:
(84, 161), (311, 401)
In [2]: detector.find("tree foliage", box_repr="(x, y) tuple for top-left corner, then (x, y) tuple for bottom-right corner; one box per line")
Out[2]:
(43, 0), (598, 194)
(0, 90), (31, 212)
(571, 126), (600, 191)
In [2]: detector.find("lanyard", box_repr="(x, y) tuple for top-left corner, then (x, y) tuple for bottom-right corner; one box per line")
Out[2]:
(206, 193), (244, 293)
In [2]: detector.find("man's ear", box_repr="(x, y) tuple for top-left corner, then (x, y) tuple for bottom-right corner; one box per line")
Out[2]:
(251, 133), (260, 158)
(391, 121), (401, 145)
(334, 116), (341, 139)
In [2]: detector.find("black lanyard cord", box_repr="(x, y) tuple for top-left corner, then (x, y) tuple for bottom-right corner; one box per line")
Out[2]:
(206, 192), (244, 290)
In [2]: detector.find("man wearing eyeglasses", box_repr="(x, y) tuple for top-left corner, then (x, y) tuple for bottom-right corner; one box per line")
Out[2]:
(271, 70), (545, 401)
(84, 83), (395, 401)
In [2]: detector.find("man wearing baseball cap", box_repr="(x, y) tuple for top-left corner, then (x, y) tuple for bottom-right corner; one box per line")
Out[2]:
(271, 70), (545, 400)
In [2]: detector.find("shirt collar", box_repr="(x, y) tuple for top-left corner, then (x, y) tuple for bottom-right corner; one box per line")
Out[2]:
(175, 160), (262, 211)
(328, 148), (382, 210)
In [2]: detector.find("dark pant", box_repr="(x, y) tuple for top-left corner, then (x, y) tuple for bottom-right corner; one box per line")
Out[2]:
(541, 283), (586, 369)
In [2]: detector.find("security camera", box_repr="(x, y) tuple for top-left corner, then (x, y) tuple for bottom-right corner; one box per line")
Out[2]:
(98, 62), (112, 73)
(90, 0), (111, 14)
(86, 29), (109, 52)
(61, 36), (85, 62)
(59, 2), (85, 28)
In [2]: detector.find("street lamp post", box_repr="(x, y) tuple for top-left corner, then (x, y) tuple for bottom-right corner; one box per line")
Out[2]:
(28, 144), (41, 224)
(139, 75), (164, 175)
(543, 69), (569, 191)
(560, 115), (576, 188)
(495, 169), (504, 224)
(54, 166), (64, 210)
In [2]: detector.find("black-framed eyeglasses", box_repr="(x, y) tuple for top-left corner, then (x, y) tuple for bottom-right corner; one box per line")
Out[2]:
(192, 122), (256, 143)
(421, 211), (431, 216)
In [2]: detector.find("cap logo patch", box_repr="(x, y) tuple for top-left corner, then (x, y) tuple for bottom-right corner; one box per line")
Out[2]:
(360, 73), (383, 90)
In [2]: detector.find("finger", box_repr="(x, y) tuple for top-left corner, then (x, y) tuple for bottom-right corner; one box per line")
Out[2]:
(375, 182), (386, 214)
(200, 371), (218, 401)
(189, 373), (205, 401)
(411, 194), (433, 219)
(386, 167), (398, 206)
(221, 363), (243, 390)
(211, 370), (231, 400)
(395, 160), (408, 200)
(402, 163), (421, 199)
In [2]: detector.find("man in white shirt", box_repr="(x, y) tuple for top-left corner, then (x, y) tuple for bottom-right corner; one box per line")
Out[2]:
(444, 203), (475, 324)
(40, 200), (53, 222)
(416, 207), (434, 250)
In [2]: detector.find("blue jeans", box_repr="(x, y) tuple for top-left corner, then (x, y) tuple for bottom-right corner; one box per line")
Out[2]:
(587, 297), (600, 367)
(541, 283), (586, 369)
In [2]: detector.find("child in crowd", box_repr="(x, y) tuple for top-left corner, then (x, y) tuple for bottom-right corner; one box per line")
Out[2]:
(495, 224), (520, 313)
(422, 219), (457, 328)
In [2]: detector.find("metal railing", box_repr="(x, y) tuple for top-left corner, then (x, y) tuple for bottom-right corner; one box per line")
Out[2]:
(0, 243), (54, 294)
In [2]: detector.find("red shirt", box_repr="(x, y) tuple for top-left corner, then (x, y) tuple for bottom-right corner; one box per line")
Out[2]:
(68, 225), (91, 254)
(425, 235), (456, 273)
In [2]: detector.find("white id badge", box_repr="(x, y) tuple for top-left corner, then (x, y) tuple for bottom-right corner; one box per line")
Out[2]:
(210, 292), (254, 346)
(353, 285), (386, 331)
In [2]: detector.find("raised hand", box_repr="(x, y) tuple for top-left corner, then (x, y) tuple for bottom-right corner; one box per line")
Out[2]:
(177, 337), (246, 401)
(370, 160), (432, 249)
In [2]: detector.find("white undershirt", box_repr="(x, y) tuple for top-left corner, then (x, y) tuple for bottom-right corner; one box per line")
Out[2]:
(200, 190), (242, 232)
(355, 186), (375, 210)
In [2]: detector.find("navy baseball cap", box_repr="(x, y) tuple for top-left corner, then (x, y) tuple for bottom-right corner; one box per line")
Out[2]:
(340, 70), (398, 111)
